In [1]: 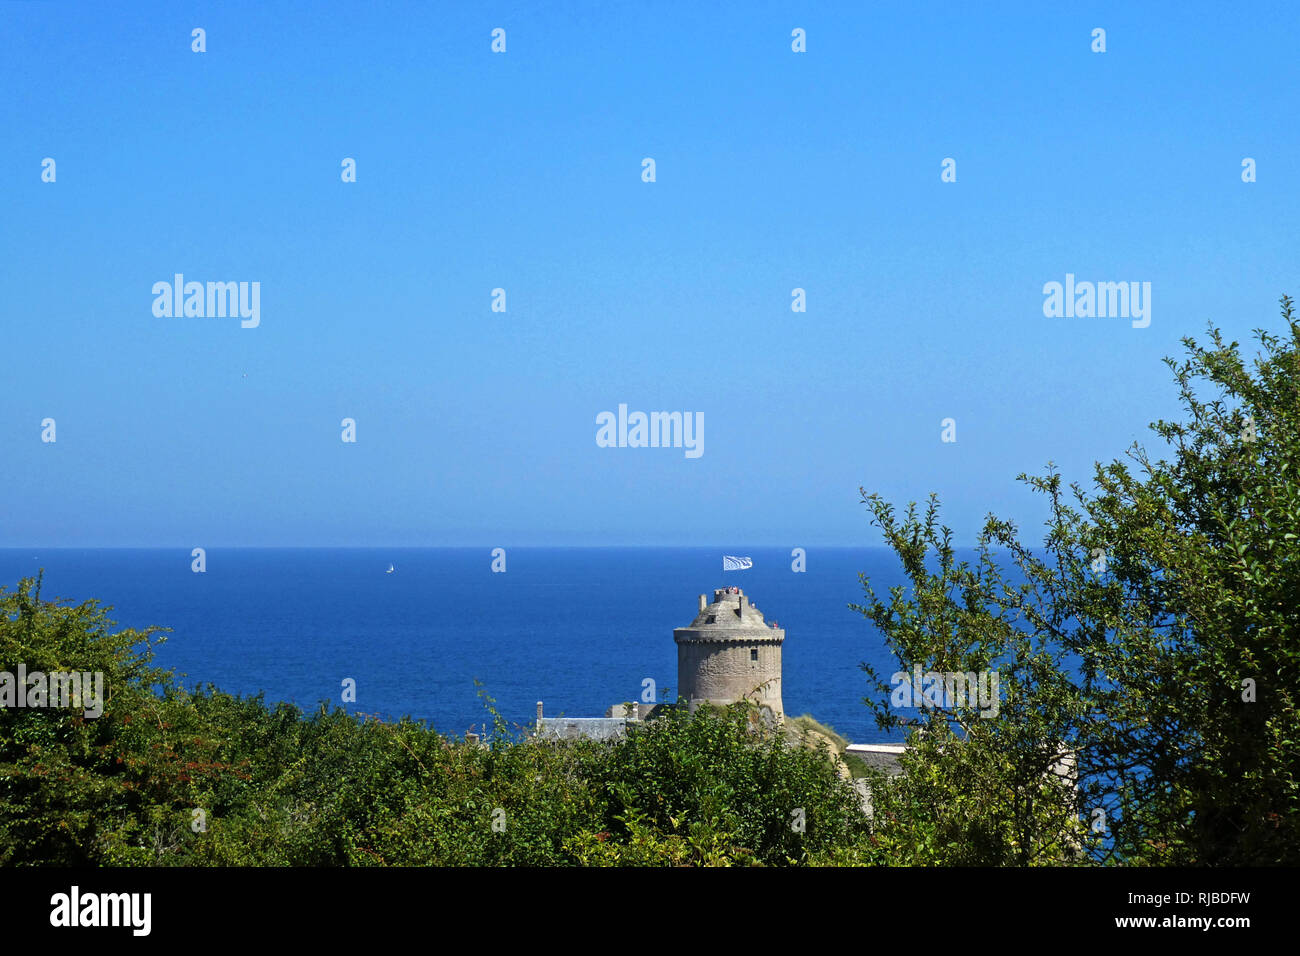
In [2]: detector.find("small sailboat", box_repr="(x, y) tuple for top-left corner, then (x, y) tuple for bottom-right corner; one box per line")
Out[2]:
(386, 563), (395, 574)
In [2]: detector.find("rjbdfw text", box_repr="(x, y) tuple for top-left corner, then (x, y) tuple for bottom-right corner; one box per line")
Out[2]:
(891, 666), (1000, 719)
(0, 666), (104, 718)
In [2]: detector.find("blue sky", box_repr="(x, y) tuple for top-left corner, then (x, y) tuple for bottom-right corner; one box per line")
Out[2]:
(3, 1), (1297, 547)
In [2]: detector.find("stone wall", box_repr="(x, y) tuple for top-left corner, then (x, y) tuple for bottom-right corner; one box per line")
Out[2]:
(677, 640), (783, 715)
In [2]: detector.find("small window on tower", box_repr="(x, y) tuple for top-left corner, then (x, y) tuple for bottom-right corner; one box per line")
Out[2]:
(750, 649), (759, 662)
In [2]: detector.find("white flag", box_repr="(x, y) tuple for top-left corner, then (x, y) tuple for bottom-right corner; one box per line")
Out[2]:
(722, 555), (752, 571)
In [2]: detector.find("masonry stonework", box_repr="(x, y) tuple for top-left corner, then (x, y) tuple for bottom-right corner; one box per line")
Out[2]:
(674, 588), (784, 718)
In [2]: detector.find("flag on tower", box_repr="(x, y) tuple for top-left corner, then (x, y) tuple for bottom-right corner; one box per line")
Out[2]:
(722, 555), (753, 571)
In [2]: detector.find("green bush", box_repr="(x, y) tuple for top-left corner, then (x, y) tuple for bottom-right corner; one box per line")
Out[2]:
(1, 577), (868, 866)
(853, 296), (1300, 865)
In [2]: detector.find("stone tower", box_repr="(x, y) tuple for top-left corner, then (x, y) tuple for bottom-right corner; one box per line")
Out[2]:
(674, 587), (784, 719)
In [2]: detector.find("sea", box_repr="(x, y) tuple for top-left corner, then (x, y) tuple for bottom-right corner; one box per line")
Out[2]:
(0, 547), (933, 745)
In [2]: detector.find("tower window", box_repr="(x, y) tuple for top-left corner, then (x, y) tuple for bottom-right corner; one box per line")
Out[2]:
(750, 649), (759, 661)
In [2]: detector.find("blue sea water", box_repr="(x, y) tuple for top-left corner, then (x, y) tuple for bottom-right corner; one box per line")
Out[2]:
(0, 547), (927, 744)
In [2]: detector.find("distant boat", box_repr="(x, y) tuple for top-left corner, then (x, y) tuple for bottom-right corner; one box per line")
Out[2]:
(386, 563), (395, 574)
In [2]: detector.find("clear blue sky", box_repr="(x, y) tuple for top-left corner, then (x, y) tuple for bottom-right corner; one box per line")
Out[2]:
(3, 1), (1297, 547)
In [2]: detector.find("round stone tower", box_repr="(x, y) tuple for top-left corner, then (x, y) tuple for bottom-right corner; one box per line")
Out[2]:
(674, 587), (784, 719)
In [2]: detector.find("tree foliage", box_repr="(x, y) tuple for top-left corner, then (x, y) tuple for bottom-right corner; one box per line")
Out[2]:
(855, 297), (1300, 865)
(0, 579), (865, 866)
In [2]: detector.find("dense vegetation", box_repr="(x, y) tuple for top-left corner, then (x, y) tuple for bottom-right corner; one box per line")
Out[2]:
(3, 299), (1296, 866)
(0, 582), (866, 865)
(855, 298), (1300, 866)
